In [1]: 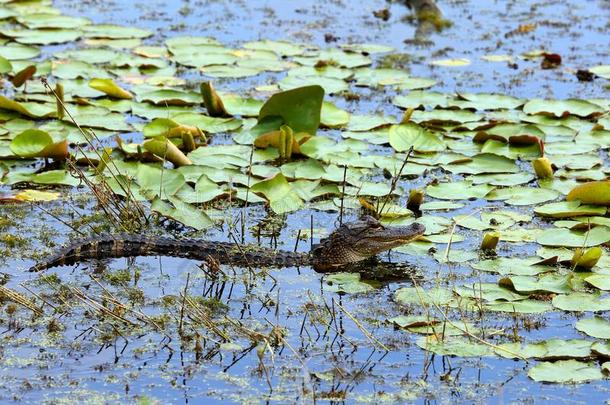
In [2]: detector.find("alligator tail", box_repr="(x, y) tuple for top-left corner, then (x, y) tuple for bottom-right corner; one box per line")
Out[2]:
(29, 234), (310, 272)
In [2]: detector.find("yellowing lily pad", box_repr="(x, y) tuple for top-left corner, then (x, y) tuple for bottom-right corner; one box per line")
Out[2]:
(89, 78), (133, 99)
(566, 181), (610, 206)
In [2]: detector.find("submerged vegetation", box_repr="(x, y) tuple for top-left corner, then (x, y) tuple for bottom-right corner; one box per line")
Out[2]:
(0, 0), (609, 402)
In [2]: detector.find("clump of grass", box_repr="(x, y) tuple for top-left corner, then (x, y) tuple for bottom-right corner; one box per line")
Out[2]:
(41, 77), (148, 234)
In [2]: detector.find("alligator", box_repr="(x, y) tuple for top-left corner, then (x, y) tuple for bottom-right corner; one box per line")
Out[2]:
(29, 216), (425, 273)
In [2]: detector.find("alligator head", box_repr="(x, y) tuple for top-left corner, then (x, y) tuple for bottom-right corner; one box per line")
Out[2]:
(311, 216), (425, 271)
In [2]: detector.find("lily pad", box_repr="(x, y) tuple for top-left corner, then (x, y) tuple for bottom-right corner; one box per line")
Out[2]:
(566, 181), (610, 206)
(250, 173), (304, 214)
(575, 317), (610, 339)
(388, 123), (445, 153)
(528, 360), (603, 383)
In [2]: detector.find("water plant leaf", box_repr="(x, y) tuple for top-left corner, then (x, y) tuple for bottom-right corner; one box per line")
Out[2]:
(324, 273), (376, 294)
(142, 137), (192, 167)
(395, 287), (454, 306)
(566, 181), (610, 206)
(0, 42), (40, 60)
(9, 129), (68, 160)
(0, 55), (11, 73)
(89, 78), (133, 99)
(534, 201), (607, 218)
(575, 317), (610, 339)
(472, 257), (553, 276)
(243, 40), (306, 57)
(389, 123), (445, 153)
(499, 274), (571, 295)
(417, 336), (493, 357)
(430, 58), (470, 67)
(486, 187), (558, 205)
(584, 274), (610, 290)
(0, 96), (55, 118)
(258, 85), (324, 136)
(444, 153), (519, 174)
(151, 197), (213, 230)
(523, 99), (604, 118)
(13, 189), (60, 202)
(426, 181), (494, 200)
(250, 173), (304, 214)
(82, 24), (152, 39)
(496, 339), (592, 360)
(528, 360), (603, 383)
(552, 292), (610, 312)
(484, 300), (553, 313)
(537, 226), (610, 247)
(320, 102), (350, 128)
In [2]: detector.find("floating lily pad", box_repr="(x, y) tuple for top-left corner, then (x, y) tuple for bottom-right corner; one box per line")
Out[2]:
(82, 24), (152, 39)
(552, 292), (610, 312)
(151, 197), (213, 230)
(486, 187), (558, 206)
(528, 360), (603, 383)
(496, 339), (592, 360)
(395, 287), (454, 306)
(324, 272), (376, 294)
(499, 274), (571, 295)
(417, 336), (493, 357)
(427, 181), (494, 200)
(523, 99), (604, 118)
(534, 201), (606, 218)
(566, 181), (610, 206)
(389, 123), (445, 153)
(537, 226), (610, 247)
(575, 317), (610, 339)
(250, 173), (304, 214)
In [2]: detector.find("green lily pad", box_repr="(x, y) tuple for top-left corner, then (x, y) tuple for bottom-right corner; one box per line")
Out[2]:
(484, 299), (553, 313)
(552, 292), (610, 312)
(0, 42), (40, 61)
(537, 226), (610, 247)
(486, 187), (558, 205)
(10, 129), (67, 159)
(472, 257), (553, 276)
(151, 197), (213, 231)
(534, 201), (607, 218)
(1, 28), (82, 45)
(499, 274), (571, 295)
(523, 99), (604, 118)
(0, 96), (55, 118)
(258, 85), (324, 136)
(444, 153), (519, 174)
(250, 173), (304, 214)
(427, 181), (494, 200)
(82, 24), (152, 39)
(575, 317), (610, 339)
(324, 272), (376, 294)
(496, 339), (592, 360)
(417, 336), (493, 357)
(389, 123), (445, 153)
(243, 40), (306, 56)
(278, 74), (348, 94)
(395, 287), (454, 306)
(528, 360), (603, 383)
(455, 282), (527, 302)
(320, 102), (350, 128)
(585, 274), (610, 290)
(17, 13), (91, 29)
(393, 91), (449, 109)
(0, 55), (12, 74)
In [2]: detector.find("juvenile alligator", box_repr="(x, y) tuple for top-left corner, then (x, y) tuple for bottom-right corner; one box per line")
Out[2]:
(29, 216), (425, 273)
